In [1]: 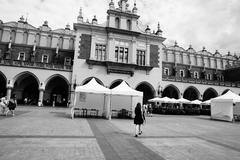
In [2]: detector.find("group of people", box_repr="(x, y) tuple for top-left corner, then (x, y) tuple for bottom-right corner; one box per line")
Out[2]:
(0, 94), (17, 116)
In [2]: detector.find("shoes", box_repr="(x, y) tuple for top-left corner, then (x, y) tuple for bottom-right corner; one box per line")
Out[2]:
(135, 134), (138, 137)
(139, 131), (142, 135)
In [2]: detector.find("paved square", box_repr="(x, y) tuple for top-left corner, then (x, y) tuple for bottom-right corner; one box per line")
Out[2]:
(1, 106), (240, 160)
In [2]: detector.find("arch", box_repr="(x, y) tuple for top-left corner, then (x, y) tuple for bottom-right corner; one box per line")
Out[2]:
(115, 17), (120, 29)
(58, 36), (63, 49)
(127, 19), (131, 30)
(47, 35), (52, 47)
(13, 71), (40, 105)
(202, 88), (218, 101)
(0, 28), (3, 41)
(135, 81), (155, 104)
(22, 31), (28, 44)
(109, 79), (123, 89)
(222, 89), (230, 95)
(81, 77), (104, 86)
(13, 71), (40, 86)
(44, 74), (70, 107)
(183, 86), (200, 100)
(44, 74), (69, 87)
(69, 38), (74, 50)
(162, 84), (180, 99)
(10, 30), (16, 43)
(0, 71), (7, 97)
(35, 33), (41, 46)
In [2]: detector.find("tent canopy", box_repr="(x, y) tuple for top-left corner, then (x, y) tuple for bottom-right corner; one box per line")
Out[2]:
(211, 90), (240, 103)
(176, 97), (191, 104)
(202, 99), (211, 105)
(111, 81), (143, 96)
(75, 78), (111, 94)
(191, 99), (202, 105)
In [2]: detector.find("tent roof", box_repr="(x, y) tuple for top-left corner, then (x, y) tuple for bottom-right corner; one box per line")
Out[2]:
(211, 90), (240, 103)
(191, 99), (202, 105)
(111, 81), (143, 96)
(176, 97), (191, 104)
(75, 78), (111, 94)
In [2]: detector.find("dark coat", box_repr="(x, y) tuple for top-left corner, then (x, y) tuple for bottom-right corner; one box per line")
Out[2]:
(134, 104), (144, 125)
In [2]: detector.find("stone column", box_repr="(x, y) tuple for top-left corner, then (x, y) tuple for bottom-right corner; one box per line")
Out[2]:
(38, 89), (44, 107)
(6, 87), (12, 100)
(145, 43), (150, 66)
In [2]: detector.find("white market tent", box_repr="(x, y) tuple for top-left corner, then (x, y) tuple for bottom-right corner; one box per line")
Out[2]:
(176, 97), (191, 104)
(191, 99), (202, 105)
(111, 81), (143, 118)
(148, 97), (162, 102)
(73, 78), (111, 118)
(211, 90), (240, 122)
(201, 99), (211, 105)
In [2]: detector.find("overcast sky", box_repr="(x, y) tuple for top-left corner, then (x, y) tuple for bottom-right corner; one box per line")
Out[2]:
(1, 0), (240, 55)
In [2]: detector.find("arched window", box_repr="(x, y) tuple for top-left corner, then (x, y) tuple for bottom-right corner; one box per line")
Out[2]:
(47, 35), (52, 47)
(0, 29), (3, 41)
(11, 30), (16, 43)
(58, 37), (63, 49)
(35, 33), (40, 46)
(127, 19), (131, 30)
(69, 38), (74, 50)
(115, 17), (120, 29)
(23, 32), (28, 44)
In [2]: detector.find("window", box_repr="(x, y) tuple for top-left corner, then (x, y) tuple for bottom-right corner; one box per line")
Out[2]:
(127, 19), (131, 30)
(35, 33), (40, 46)
(58, 37), (63, 49)
(64, 57), (71, 65)
(47, 35), (52, 47)
(18, 52), (25, 61)
(115, 46), (128, 63)
(69, 38), (74, 50)
(23, 32), (28, 44)
(179, 70), (185, 77)
(206, 73), (212, 80)
(164, 68), (169, 76)
(95, 44), (106, 61)
(41, 54), (49, 63)
(194, 71), (199, 79)
(0, 29), (2, 41)
(136, 50), (146, 66)
(115, 17), (120, 29)
(11, 30), (16, 43)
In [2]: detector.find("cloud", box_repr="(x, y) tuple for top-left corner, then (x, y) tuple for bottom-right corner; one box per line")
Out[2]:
(0, 0), (239, 54)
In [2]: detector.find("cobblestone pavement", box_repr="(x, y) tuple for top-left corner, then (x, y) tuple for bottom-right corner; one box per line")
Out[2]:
(1, 106), (240, 160)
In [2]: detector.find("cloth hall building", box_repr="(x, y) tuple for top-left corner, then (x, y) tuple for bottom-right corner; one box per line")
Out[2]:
(0, 0), (240, 108)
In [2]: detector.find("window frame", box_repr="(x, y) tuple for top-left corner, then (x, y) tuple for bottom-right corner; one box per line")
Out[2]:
(164, 68), (169, 76)
(18, 52), (25, 61)
(115, 46), (129, 63)
(179, 69), (185, 78)
(194, 71), (199, 79)
(136, 50), (146, 66)
(41, 54), (49, 63)
(64, 57), (72, 65)
(95, 44), (106, 61)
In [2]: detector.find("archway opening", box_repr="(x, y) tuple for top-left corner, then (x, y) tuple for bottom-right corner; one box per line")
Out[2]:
(222, 89), (230, 95)
(136, 82), (154, 105)
(44, 76), (69, 107)
(203, 88), (218, 101)
(183, 87), (199, 100)
(109, 80), (123, 89)
(162, 86), (179, 99)
(0, 73), (6, 97)
(13, 73), (39, 105)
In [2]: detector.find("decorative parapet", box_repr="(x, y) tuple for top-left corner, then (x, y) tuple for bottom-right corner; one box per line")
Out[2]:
(0, 59), (72, 71)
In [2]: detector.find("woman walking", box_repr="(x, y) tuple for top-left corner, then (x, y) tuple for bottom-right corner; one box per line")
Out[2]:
(134, 103), (145, 137)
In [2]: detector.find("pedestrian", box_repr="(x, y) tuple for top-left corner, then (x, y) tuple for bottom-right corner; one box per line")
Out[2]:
(0, 96), (8, 115)
(6, 94), (17, 116)
(148, 104), (153, 117)
(134, 103), (145, 137)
